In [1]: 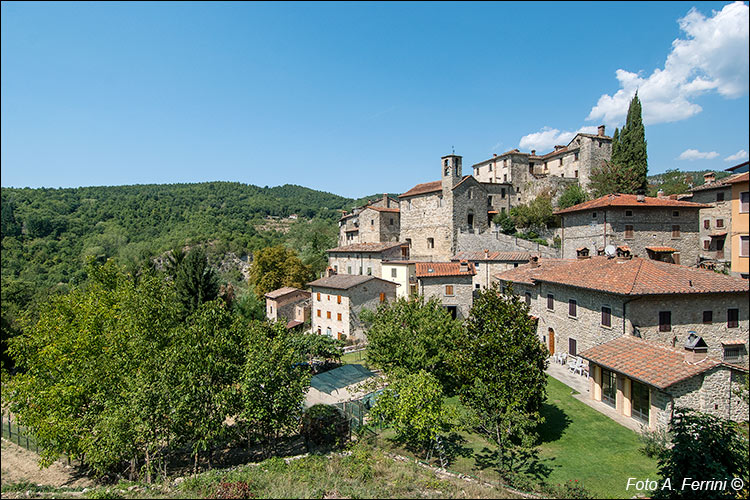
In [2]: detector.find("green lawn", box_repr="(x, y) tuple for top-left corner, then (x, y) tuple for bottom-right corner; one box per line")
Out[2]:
(341, 348), (369, 366)
(376, 375), (659, 499)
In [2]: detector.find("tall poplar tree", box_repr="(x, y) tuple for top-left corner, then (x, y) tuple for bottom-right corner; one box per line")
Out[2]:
(590, 93), (649, 196)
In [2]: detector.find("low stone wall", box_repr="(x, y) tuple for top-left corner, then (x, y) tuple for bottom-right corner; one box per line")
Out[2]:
(456, 229), (561, 259)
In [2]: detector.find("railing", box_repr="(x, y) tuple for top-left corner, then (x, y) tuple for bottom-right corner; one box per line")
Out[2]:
(2, 412), (39, 453)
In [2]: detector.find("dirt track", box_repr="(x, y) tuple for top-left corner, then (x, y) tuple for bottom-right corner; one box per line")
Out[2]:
(0, 438), (94, 489)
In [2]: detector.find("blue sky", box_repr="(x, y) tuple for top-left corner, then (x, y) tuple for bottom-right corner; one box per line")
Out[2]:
(2, 1), (748, 198)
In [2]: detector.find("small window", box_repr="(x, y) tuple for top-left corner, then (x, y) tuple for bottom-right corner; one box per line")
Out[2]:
(569, 338), (577, 356)
(317, 310), (321, 317)
(525, 292), (531, 305)
(741, 192), (749, 213)
(569, 299), (577, 317)
(716, 219), (724, 228)
(741, 236), (750, 257)
(359, 267), (363, 275)
(327, 311), (331, 319)
(625, 225), (634, 239)
(724, 346), (742, 363)
(574, 170), (578, 178)
(727, 308), (739, 328)
(514, 262), (518, 267)
(592, 212), (597, 219)
(503, 174), (508, 182)
(475, 262), (480, 270)
(489, 164), (493, 171)
(672, 225), (681, 238)
(390, 218), (394, 225)
(487, 196), (492, 206)
(547, 294), (554, 310)
(327, 294), (331, 301)
(347, 266), (352, 274)
(337, 313), (342, 321)
(601, 306), (611, 327)
(501, 188), (506, 198)
(704, 219), (710, 230)
(367, 267), (372, 276)
(672, 211), (679, 217)
(317, 292), (321, 301)
(626, 210), (633, 217)
(703, 240), (711, 250)
(659, 311), (671, 332)
(702, 310), (712, 324)
(717, 192), (725, 202)
(391, 268), (397, 278)
(326, 327), (331, 336)
(337, 295), (341, 304)
(427, 238), (434, 249)
(444, 285), (454, 296)
(574, 152), (579, 161)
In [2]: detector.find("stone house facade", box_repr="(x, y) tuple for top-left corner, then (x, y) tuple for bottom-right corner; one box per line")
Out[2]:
(451, 250), (530, 290)
(556, 193), (708, 266)
(338, 194), (400, 246)
(264, 287), (311, 327)
(687, 172), (735, 269)
(415, 261), (476, 320)
(308, 273), (397, 344)
(326, 242), (407, 278)
(472, 126), (612, 199)
(495, 256), (749, 430)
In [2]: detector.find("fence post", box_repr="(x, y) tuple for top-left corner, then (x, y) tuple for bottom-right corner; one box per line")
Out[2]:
(7, 415), (11, 441)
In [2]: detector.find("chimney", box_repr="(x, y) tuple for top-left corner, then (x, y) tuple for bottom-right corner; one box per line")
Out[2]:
(459, 259), (469, 272)
(703, 172), (716, 184)
(598, 125), (605, 136)
(484, 248), (490, 260)
(529, 255), (539, 268)
(326, 266), (337, 277)
(493, 153), (497, 158)
(383, 193), (389, 207)
(531, 149), (536, 156)
(576, 247), (590, 259)
(554, 145), (565, 151)
(657, 189), (665, 199)
(636, 188), (646, 203)
(684, 332), (708, 363)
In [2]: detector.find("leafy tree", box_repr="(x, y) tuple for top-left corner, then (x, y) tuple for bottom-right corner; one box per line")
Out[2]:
(233, 291), (266, 322)
(286, 218), (338, 277)
(590, 92), (648, 196)
(239, 321), (311, 456)
(556, 184), (589, 210)
(452, 283), (548, 474)
(492, 210), (516, 235)
(301, 404), (349, 453)
(248, 245), (312, 297)
(290, 333), (344, 365)
(647, 169), (692, 197)
(174, 247), (220, 318)
(1, 198), (22, 238)
(362, 296), (463, 394)
(653, 409), (749, 499)
(371, 370), (454, 460)
(510, 195), (557, 232)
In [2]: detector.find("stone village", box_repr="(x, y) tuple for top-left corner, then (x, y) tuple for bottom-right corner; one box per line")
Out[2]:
(265, 125), (750, 433)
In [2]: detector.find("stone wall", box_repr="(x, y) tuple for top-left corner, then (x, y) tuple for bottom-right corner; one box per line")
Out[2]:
(266, 290), (310, 323)
(456, 229), (561, 258)
(689, 187), (732, 266)
(561, 206), (702, 265)
(628, 292), (749, 366)
(418, 275), (474, 320)
(328, 245), (403, 278)
(400, 191), (454, 261)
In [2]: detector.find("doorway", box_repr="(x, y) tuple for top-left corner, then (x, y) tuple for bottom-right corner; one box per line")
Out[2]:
(548, 328), (555, 355)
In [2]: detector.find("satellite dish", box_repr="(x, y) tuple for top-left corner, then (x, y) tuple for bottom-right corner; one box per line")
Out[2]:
(604, 245), (616, 257)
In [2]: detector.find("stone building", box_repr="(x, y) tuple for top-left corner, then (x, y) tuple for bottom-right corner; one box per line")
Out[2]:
(264, 287), (311, 328)
(472, 126), (612, 200)
(686, 172), (737, 270)
(326, 242), (408, 278)
(415, 261), (476, 320)
(338, 194), (400, 246)
(451, 250), (530, 290)
(308, 272), (397, 344)
(495, 255), (749, 430)
(556, 193), (709, 266)
(399, 154), (512, 261)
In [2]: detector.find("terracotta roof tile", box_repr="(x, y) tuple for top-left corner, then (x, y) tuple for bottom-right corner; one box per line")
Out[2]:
(365, 206), (400, 213)
(554, 193), (709, 214)
(645, 246), (677, 252)
(690, 172), (747, 191)
(579, 336), (721, 389)
(416, 261), (476, 278)
(726, 172), (749, 184)
(500, 256), (749, 295)
(308, 274), (396, 291)
(264, 287), (309, 299)
(493, 259), (569, 285)
(327, 242), (405, 253)
(399, 180), (443, 198)
(452, 251), (531, 262)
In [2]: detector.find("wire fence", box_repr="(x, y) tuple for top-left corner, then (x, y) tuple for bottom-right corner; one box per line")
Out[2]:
(2, 412), (40, 454)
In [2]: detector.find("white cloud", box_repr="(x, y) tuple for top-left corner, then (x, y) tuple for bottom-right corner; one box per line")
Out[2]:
(519, 126), (598, 152)
(678, 149), (720, 160)
(587, 1), (749, 126)
(724, 149), (749, 162)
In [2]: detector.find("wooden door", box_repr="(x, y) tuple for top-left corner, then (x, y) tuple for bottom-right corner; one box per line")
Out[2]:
(548, 328), (555, 355)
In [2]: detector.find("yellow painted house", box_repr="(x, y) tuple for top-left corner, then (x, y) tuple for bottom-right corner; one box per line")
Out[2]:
(727, 171), (749, 278)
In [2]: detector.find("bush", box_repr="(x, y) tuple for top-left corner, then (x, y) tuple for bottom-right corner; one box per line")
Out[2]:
(638, 427), (670, 458)
(301, 404), (350, 452)
(542, 480), (594, 499)
(215, 481), (257, 499)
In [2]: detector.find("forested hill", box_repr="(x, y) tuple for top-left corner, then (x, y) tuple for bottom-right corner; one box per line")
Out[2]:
(1, 181), (358, 292)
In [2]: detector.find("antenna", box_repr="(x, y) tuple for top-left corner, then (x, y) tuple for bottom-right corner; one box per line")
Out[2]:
(452, 145), (455, 155)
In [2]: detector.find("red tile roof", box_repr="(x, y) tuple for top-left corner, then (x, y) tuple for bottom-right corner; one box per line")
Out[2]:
(726, 172), (749, 184)
(498, 256), (749, 295)
(416, 261), (476, 278)
(452, 251), (531, 262)
(579, 336), (721, 389)
(493, 259), (569, 285)
(264, 287), (309, 300)
(690, 172), (747, 191)
(327, 242), (405, 253)
(554, 193), (709, 214)
(645, 246), (677, 252)
(365, 206), (400, 213)
(399, 180), (443, 198)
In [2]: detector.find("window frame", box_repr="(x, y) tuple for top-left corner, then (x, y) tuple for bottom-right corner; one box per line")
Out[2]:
(547, 293), (554, 311)
(703, 310), (712, 324)
(659, 311), (672, 332)
(445, 285), (454, 296)
(601, 306), (612, 328)
(568, 299), (577, 318)
(727, 308), (739, 328)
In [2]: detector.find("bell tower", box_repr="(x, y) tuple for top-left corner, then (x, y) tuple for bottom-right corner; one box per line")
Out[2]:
(441, 154), (462, 191)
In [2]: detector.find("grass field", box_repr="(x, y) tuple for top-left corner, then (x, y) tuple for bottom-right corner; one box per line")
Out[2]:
(377, 375), (659, 499)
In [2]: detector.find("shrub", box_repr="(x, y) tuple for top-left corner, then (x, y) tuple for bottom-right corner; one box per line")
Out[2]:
(638, 426), (670, 458)
(215, 481), (257, 499)
(301, 404), (349, 452)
